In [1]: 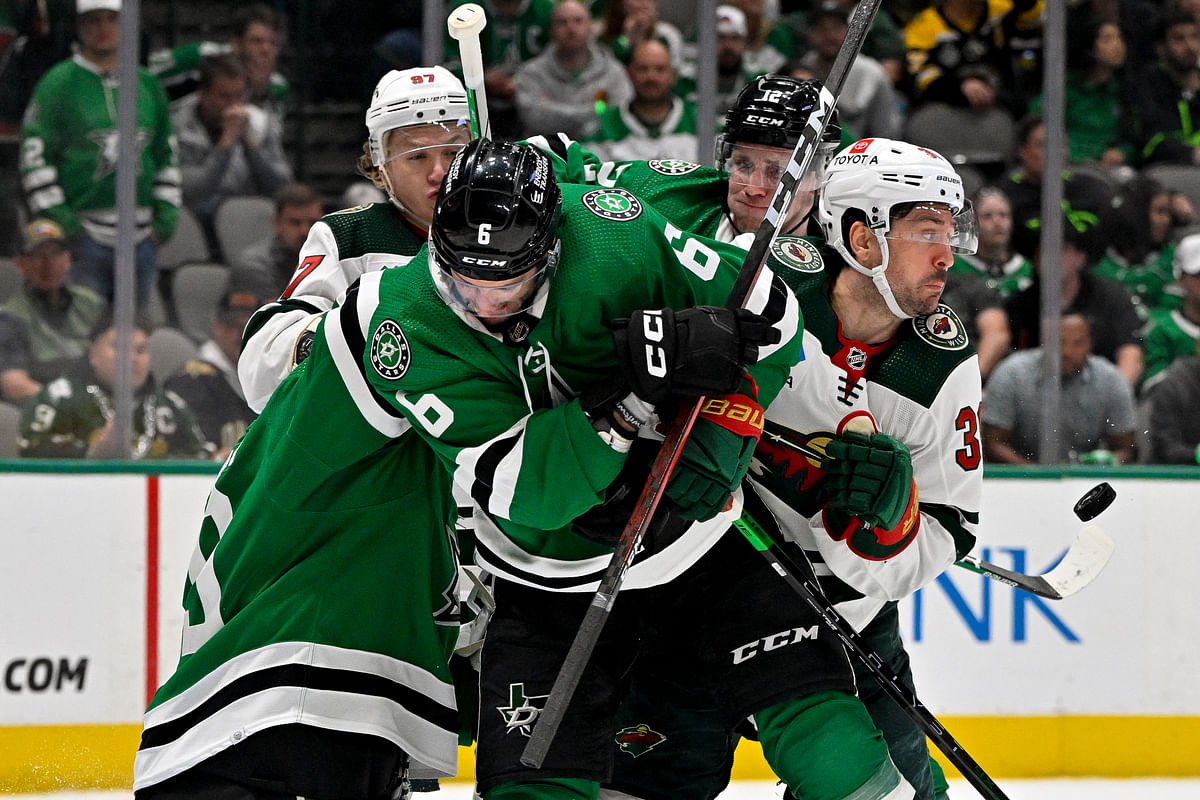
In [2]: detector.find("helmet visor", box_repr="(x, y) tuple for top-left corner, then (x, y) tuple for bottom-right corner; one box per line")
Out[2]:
(430, 239), (559, 321)
(723, 142), (831, 195)
(883, 200), (979, 255)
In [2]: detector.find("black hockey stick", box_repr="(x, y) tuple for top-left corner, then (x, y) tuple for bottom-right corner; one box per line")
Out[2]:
(733, 512), (1012, 800)
(520, 0), (885, 769)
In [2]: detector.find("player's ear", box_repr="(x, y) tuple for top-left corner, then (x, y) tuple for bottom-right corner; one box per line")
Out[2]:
(848, 220), (877, 265)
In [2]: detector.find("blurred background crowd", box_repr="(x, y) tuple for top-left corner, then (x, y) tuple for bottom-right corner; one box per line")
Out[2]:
(1, 0), (1199, 466)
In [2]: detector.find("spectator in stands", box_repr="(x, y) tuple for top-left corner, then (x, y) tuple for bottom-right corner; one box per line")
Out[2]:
(940, 269), (1011, 382)
(444, 0), (554, 138)
(904, 0), (1044, 113)
(1006, 210), (1146, 387)
(1145, 355), (1200, 464)
(149, 3), (289, 131)
(229, 183), (324, 298)
(1028, 15), (1135, 166)
(1095, 175), (1194, 315)
(983, 312), (1136, 465)
(0, 218), (106, 405)
(1131, 9), (1200, 166)
(585, 39), (699, 162)
(952, 185), (1033, 297)
(165, 288), (262, 460)
(514, 0), (633, 139)
(792, 0), (903, 140)
(780, 0), (906, 85)
(596, 0), (684, 65)
(172, 53), (293, 260)
(675, 5), (762, 125)
(998, 113), (1116, 241)
(733, 0), (795, 76)
(19, 0), (180, 310)
(1141, 232), (1200, 388)
(18, 314), (211, 460)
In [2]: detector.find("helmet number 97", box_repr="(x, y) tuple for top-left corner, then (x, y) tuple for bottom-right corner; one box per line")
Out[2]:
(477, 223), (492, 245)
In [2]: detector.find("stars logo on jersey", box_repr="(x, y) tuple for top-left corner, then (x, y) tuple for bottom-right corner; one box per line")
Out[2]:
(583, 188), (643, 221)
(87, 128), (152, 181)
(614, 724), (667, 758)
(912, 304), (968, 351)
(370, 319), (411, 379)
(770, 236), (824, 273)
(497, 683), (547, 736)
(648, 159), (700, 176)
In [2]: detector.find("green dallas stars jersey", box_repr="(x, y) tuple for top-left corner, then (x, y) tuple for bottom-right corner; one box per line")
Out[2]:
(749, 236), (983, 630)
(20, 55), (180, 245)
(342, 183), (802, 592)
(530, 133), (736, 241)
(134, 307), (461, 790)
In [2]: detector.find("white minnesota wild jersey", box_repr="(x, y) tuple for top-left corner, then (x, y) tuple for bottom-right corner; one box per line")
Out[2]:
(239, 202), (429, 412)
(749, 236), (984, 630)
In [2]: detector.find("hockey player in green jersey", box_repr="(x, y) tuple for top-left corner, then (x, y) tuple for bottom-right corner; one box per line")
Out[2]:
(133, 284), (463, 798)
(240, 65), (472, 411)
(356, 137), (917, 800)
(534, 74), (841, 245)
(523, 75), (954, 800)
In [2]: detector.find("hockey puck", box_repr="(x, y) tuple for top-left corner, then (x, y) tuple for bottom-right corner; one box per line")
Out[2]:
(1073, 482), (1116, 522)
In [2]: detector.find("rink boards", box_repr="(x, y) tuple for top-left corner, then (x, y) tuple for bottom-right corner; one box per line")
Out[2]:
(1, 463), (1197, 791)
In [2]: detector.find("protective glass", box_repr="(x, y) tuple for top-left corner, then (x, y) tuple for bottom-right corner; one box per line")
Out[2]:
(883, 200), (979, 255)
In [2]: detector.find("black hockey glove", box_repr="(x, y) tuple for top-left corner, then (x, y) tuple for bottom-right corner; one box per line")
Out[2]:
(821, 431), (920, 560)
(610, 306), (780, 406)
(665, 386), (764, 521)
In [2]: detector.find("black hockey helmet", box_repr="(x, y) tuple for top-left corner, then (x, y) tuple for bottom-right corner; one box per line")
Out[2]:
(430, 137), (563, 283)
(716, 75), (841, 170)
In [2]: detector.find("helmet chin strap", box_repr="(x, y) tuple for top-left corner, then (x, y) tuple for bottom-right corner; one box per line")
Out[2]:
(840, 233), (913, 321)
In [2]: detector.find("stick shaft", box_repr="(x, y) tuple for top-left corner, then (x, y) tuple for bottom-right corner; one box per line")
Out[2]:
(519, 0), (884, 769)
(735, 515), (1012, 800)
(447, 4), (490, 138)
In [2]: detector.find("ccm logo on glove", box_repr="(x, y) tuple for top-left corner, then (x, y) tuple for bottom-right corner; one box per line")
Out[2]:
(641, 309), (668, 379)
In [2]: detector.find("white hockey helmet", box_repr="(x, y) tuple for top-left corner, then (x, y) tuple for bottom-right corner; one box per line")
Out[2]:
(77, 0), (121, 14)
(817, 137), (977, 318)
(365, 66), (470, 167)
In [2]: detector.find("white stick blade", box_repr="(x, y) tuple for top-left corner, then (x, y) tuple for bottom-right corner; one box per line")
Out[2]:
(1043, 524), (1115, 598)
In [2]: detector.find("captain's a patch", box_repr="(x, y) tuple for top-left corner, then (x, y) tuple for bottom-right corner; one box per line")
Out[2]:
(913, 304), (968, 350)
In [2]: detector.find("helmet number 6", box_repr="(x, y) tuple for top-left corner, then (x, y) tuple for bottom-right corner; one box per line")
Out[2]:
(478, 223), (492, 246)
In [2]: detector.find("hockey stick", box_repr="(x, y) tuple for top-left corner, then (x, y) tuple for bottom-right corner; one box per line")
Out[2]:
(758, 431), (1116, 600)
(957, 524), (1114, 599)
(733, 511), (1012, 800)
(447, 3), (491, 139)
(520, 0), (884, 769)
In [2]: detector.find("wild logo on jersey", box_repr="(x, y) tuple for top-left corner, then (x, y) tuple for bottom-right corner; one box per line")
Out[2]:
(770, 236), (824, 273)
(913, 304), (968, 350)
(750, 423), (835, 517)
(614, 724), (667, 757)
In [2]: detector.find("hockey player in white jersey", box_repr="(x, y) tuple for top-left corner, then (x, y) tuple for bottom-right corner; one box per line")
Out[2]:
(238, 66), (471, 410)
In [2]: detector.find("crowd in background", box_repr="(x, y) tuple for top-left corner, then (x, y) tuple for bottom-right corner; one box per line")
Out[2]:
(1, 0), (1200, 465)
